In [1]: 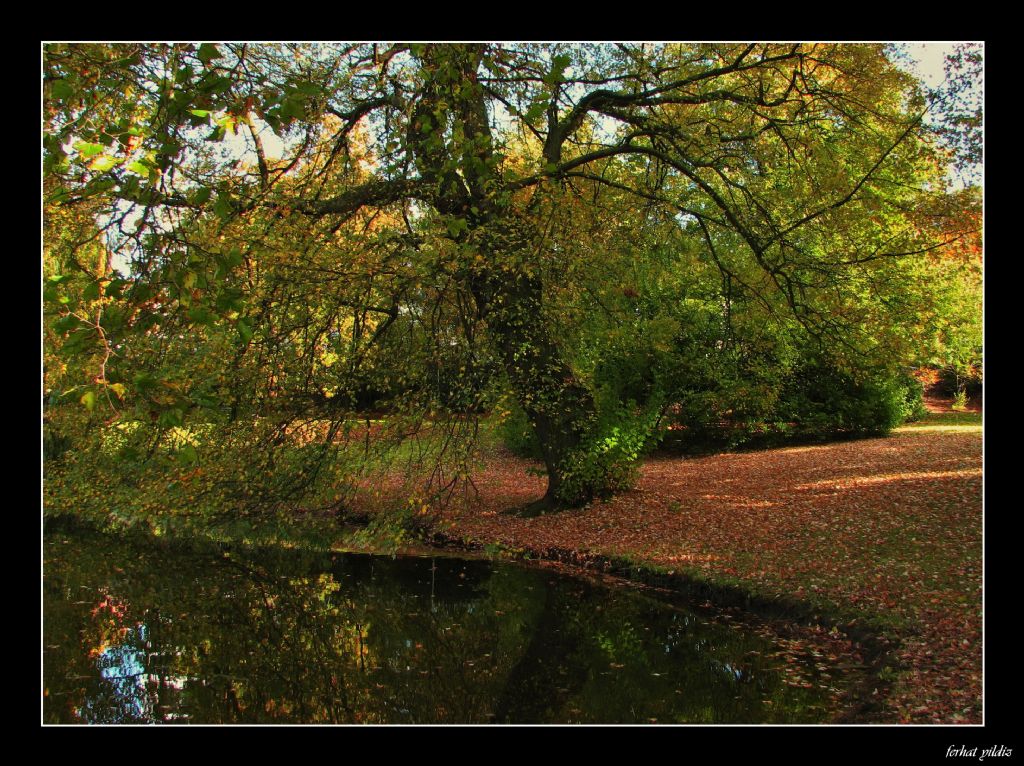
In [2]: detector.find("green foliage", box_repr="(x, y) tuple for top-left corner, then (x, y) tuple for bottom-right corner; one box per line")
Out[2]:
(655, 351), (929, 452)
(350, 500), (430, 552)
(776, 362), (921, 438)
(43, 423), (73, 463)
(42, 42), (982, 518)
(494, 398), (543, 459)
(555, 403), (661, 506)
(902, 376), (930, 422)
(952, 389), (968, 412)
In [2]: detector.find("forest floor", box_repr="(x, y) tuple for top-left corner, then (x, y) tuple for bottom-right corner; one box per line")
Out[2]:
(350, 395), (983, 724)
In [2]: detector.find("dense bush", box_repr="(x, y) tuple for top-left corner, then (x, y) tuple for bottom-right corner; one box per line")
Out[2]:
(497, 310), (931, 466)
(776, 363), (924, 437)
(554, 403), (661, 505)
(497, 314), (930, 461)
(665, 362), (926, 451)
(902, 375), (930, 422)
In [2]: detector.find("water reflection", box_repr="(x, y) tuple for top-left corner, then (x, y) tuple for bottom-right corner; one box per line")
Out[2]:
(43, 524), (850, 724)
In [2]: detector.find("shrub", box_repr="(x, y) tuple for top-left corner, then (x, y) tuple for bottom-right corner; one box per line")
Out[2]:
(777, 362), (921, 437)
(554, 403), (661, 505)
(902, 375), (930, 422)
(658, 358), (927, 453)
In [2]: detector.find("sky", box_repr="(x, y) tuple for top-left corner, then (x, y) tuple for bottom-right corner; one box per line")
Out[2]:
(899, 42), (983, 187)
(902, 42), (956, 85)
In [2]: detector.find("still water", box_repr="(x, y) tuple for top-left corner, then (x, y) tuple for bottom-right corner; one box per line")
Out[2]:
(43, 523), (855, 724)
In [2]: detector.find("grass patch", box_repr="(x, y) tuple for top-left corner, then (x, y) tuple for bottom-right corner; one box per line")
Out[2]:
(898, 409), (981, 432)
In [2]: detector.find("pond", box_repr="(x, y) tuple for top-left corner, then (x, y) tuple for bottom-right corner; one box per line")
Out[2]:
(43, 522), (862, 724)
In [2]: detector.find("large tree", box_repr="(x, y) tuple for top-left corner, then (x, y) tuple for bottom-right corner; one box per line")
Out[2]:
(43, 42), (975, 512)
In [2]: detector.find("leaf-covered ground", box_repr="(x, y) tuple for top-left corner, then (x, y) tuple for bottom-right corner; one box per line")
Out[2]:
(351, 409), (982, 724)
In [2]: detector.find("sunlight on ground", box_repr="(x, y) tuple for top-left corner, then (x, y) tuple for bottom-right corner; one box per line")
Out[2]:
(793, 467), (981, 490)
(895, 424), (983, 433)
(700, 495), (776, 507)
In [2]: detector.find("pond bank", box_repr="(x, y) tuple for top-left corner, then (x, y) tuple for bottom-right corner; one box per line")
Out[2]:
(381, 410), (982, 724)
(420, 528), (899, 723)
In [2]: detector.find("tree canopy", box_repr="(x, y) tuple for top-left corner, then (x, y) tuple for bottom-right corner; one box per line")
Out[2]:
(43, 42), (982, 523)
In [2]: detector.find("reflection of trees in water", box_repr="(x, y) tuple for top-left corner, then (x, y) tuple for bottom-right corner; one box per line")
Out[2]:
(359, 563), (547, 723)
(491, 587), (819, 724)
(43, 527), (841, 724)
(42, 530), (542, 723)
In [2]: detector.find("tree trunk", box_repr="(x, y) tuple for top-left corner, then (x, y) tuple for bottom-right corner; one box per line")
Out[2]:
(470, 218), (596, 511)
(412, 45), (600, 510)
